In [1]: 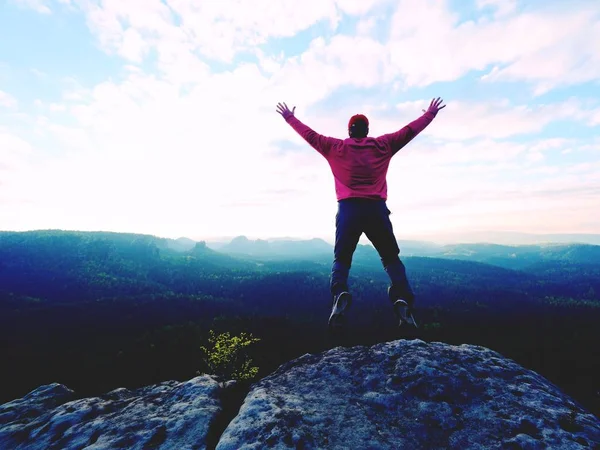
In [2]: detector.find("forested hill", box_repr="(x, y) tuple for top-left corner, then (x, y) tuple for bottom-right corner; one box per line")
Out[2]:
(1, 229), (599, 307)
(420, 242), (600, 271)
(1, 230), (599, 417)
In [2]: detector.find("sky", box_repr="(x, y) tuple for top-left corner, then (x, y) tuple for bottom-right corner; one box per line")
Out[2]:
(1, 0), (599, 244)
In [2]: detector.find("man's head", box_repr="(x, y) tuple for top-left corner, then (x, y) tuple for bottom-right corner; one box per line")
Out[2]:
(348, 114), (369, 138)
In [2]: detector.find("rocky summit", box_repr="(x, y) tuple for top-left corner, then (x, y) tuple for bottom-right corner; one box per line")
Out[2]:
(2, 339), (600, 449)
(0, 376), (228, 449)
(218, 340), (600, 449)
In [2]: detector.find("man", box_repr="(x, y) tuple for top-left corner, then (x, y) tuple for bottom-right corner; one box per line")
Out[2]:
(276, 98), (445, 330)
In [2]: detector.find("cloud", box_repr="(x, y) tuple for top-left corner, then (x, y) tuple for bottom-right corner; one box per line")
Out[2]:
(49, 103), (67, 112)
(314, 98), (595, 142)
(78, 0), (339, 64)
(335, 0), (390, 16)
(68, 0), (396, 102)
(11, 0), (52, 14)
(61, 0), (600, 106)
(117, 28), (148, 62)
(414, 98), (594, 140)
(265, 35), (391, 111)
(2, 0), (599, 239)
(589, 108), (600, 126)
(0, 63), (337, 237)
(476, 0), (517, 18)
(356, 17), (378, 36)
(35, 116), (93, 151)
(0, 130), (32, 172)
(383, 147), (600, 236)
(386, 0), (600, 93)
(0, 91), (17, 108)
(0, 130), (35, 209)
(479, 7), (600, 94)
(30, 68), (48, 78)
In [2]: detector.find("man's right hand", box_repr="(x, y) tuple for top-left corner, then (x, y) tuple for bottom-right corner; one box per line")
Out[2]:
(423, 97), (446, 116)
(276, 102), (296, 120)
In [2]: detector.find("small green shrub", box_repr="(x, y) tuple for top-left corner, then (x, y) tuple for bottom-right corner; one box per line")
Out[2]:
(201, 330), (260, 381)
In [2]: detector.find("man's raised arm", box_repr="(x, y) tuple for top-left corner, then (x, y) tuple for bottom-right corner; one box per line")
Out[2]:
(276, 102), (341, 157)
(381, 97), (446, 155)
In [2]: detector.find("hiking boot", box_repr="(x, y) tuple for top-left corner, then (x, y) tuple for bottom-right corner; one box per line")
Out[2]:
(393, 299), (418, 329)
(328, 291), (352, 329)
(388, 287), (417, 329)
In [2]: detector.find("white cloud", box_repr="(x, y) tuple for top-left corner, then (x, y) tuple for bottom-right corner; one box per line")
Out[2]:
(476, 0), (517, 18)
(68, 0), (600, 101)
(335, 0), (388, 16)
(526, 152), (544, 163)
(387, 0), (600, 92)
(36, 116), (93, 151)
(0, 130), (35, 209)
(362, 98), (591, 141)
(567, 162), (595, 174)
(78, 0), (340, 64)
(254, 49), (283, 76)
(480, 8), (600, 94)
(2, 0), (599, 239)
(11, 0), (51, 14)
(383, 141), (600, 236)
(118, 28), (148, 62)
(299, 99), (573, 163)
(589, 108), (600, 126)
(0, 130), (32, 171)
(30, 68), (47, 78)
(265, 35), (391, 110)
(1, 65), (336, 237)
(0, 91), (17, 108)
(356, 17), (378, 36)
(49, 103), (66, 112)
(75, 0), (394, 68)
(528, 138), (570, 153)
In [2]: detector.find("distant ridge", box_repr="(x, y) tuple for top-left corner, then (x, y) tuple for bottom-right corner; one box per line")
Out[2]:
(4, 229), (600, 247)
(418, 231), (600, 246)
(210, 235), (332, 259)
(197, 234), (600, 270)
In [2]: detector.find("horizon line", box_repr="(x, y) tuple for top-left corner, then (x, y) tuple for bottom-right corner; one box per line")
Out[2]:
(2, 228), (600, 246)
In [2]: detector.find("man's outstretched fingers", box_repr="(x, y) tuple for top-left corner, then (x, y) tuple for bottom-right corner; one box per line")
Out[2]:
(276, 102), (296, 119)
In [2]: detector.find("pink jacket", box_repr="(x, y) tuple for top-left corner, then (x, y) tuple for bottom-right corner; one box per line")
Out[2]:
(285, 111), (436, 201)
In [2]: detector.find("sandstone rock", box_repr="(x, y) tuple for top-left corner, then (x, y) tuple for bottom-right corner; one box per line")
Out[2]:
(217, 339), (600, 449)
(0, 375), (225, 450)
(3, 340), (599, 449)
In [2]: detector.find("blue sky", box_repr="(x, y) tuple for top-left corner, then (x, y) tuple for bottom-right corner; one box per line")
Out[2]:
(1, 0), (599, 244)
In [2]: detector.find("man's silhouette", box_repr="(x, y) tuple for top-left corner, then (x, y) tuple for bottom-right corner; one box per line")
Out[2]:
(276, 98), (446, 330)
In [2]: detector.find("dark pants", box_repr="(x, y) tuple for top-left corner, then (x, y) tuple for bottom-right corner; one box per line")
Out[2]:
(330, 198), (415, 306)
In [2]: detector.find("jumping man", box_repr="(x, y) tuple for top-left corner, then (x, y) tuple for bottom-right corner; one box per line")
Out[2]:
(276, 98), (446, 330)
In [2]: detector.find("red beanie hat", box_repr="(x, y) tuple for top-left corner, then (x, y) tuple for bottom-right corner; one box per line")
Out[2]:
(348, 114), (369, 130)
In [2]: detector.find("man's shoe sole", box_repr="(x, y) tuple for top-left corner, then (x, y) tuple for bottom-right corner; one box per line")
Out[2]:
(328, 292), (352, 329)
(393, 299), (418, 329)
